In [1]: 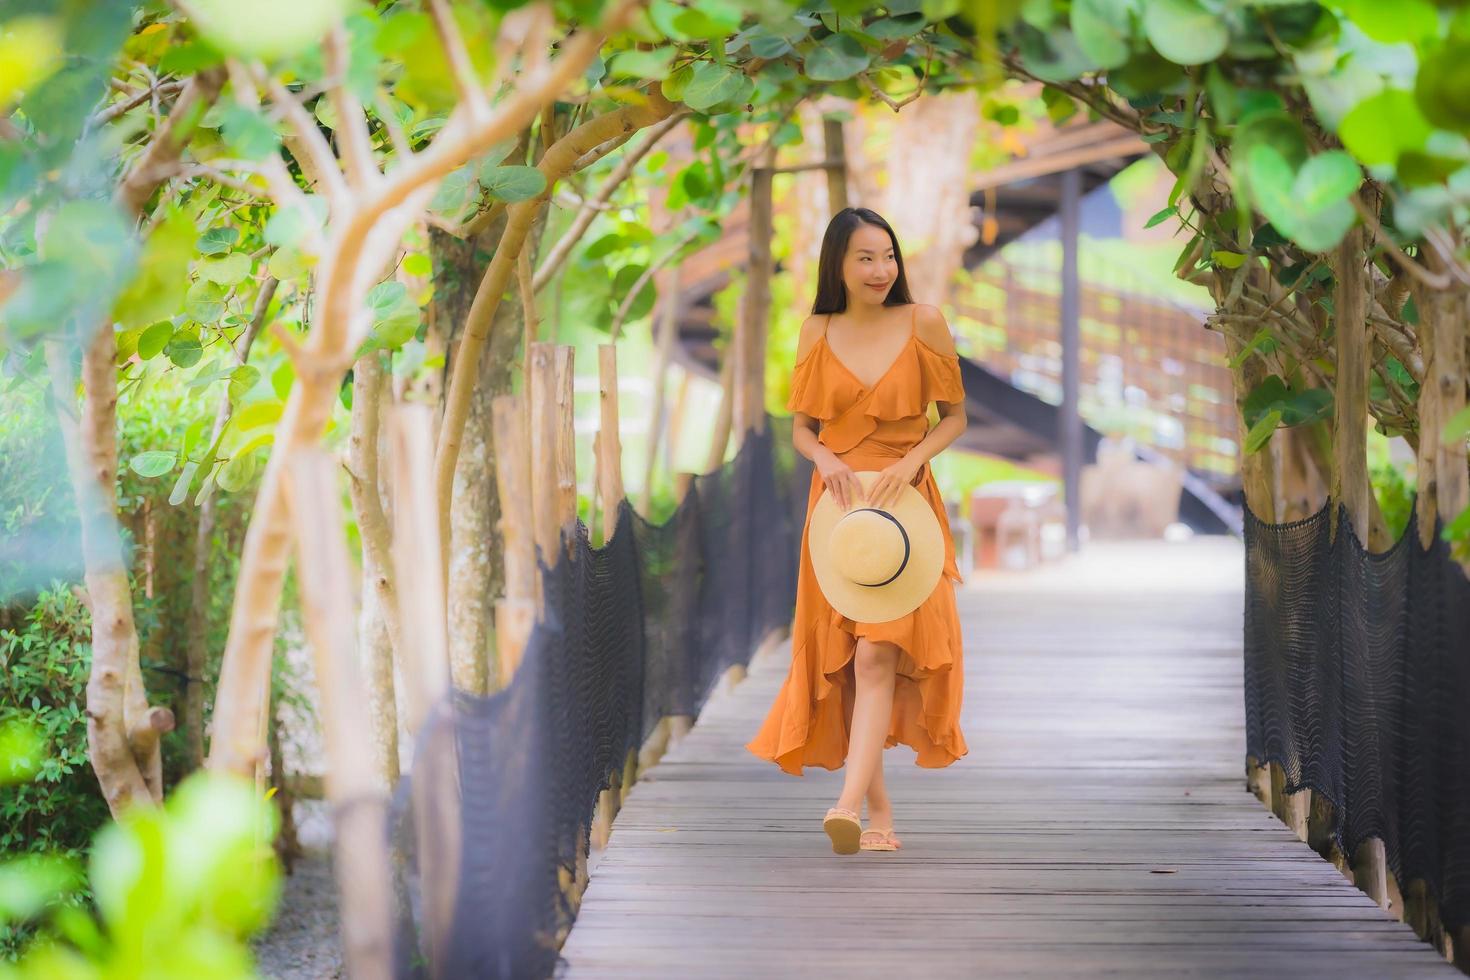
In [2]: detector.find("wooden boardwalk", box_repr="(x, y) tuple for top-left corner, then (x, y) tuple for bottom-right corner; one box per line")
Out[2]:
(558, 538), (1459, 978)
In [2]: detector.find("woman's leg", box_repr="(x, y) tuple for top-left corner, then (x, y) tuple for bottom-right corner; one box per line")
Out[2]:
(835, 636), (898, 814)
(865, 746), (894, 829)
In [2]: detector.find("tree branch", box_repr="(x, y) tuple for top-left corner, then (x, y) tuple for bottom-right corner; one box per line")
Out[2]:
(254, 65), (351, 211)
(433, 84), (680, 554)
(533, 109), (688, 292)
(115, 67), (225, 216)
(325, 26), (378, 190)
(427, 0), (489, 122)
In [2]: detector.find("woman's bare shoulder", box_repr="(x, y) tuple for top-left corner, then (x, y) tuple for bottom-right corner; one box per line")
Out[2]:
(794, 312), (827, 363)
(912, 303), (957, 356)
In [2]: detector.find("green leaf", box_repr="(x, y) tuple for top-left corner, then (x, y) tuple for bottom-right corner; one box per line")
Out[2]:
(1247, 144), (1356, 253)
(185, 281), (226, 322)
(1294, 151), (1361, 211)
(1071, 0), (1135, 70)
(270, 360), (294, 401)
(360, 281), (421, 354)
(1244, 408), (1282, 454)
(803, 33), (870, 82)
(231, 399), (285, 432)
(1338, 89), (1431, 169)
(1227, 327), (1277, 369)
(1281, 388), (1332, 425)
(478, 164), (546, 202)
(228, 365), (261, 405)
(402, 253), (432, 277)
(1442, 503), (1470, 549)
(168, 460), (200, 506)
(1143, 0), (1227, 66)
(128, 451), (177, 479)
(112, 207), (193, 330)
(1397, 151), (1466, 188)
(196, 227), (240, 256)
(263, 196), (327, 248)
(0, 853), (82, 919)
(157, 39), (224, 76)
(214, 452), (258, 493)
(166, 329), (204, 369)
(428, 164), (478, 218)
(267, 247), (311, 281)
(0, 717), (47, 785)
(1018, 25), (1101, 84)
(1242, 374), (1290, 426)
(199, 252), (251, 285)
(194, 463), (218, 507)
(1211, 250), (1247, 268)
(1335, 0), (1437, 44)
(1143, 205), (1176, 229)
(605, 46), (675, 80)
(137, 321), (175, 360)
(218, 102), (280, 161)
(1416, 37), (1470, 135)
(661, 62), (694, 102)
(683, 61), (750, 110)
(1442, 404), (1470, 444)
(187, 0), (351, 59)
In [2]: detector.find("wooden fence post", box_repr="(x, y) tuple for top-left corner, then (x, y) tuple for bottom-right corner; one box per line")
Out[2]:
(529, 342), (559, 616)
(592, 344), (627, 852)
(492, 392), (536, 689)
(1224, 318), (1278, 813)
(1330, 229), (1391, 913)
(388, 404), (460, 972)
(283, 450), (394, 980)
(554, 344), (578, 561)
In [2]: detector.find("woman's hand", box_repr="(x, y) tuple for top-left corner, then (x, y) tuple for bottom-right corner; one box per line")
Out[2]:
(865, 455), (923, 511)
(814, 449), (863, 512)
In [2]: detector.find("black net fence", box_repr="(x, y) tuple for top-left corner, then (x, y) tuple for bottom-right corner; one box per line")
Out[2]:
(378, 414), (812, 978)
(1244, 497), (1470, 932)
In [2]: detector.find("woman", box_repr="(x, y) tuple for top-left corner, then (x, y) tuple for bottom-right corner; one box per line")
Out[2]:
(744, 206), (970, 854)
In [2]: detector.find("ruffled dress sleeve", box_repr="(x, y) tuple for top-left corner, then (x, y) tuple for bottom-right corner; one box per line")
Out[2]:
(784, 346), (842, 419)
(915, 339), (964, 406)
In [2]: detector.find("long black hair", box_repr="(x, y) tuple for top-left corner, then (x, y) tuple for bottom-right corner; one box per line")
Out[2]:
(811, 206), (915, 314)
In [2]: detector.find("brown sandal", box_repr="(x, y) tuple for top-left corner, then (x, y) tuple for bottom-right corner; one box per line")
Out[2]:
(860, 827), (902, 851)
(823, 806), (862, 854)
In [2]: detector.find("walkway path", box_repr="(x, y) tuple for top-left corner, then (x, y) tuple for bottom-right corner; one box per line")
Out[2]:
(558, 538), (1458, 978)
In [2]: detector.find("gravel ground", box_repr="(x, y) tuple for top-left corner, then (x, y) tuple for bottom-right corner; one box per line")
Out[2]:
(251, 802), (344, 979)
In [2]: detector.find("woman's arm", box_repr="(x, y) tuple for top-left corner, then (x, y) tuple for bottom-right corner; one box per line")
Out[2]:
(905, 304), (968, 470)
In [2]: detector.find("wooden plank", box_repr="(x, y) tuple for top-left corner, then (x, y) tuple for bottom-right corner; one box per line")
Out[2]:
(558, 540), (1459, 977)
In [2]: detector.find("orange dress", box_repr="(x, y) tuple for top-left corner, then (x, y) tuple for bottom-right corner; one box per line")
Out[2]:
(745, 305), (970, 776)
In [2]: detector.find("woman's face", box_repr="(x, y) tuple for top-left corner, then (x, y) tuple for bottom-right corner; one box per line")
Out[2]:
(841, 223), (898, 309)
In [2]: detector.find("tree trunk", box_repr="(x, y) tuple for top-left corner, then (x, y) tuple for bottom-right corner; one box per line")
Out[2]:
(1414, 253), (1470, 566)
(736, 145), (775, 444)
(440, 228), (498, 697)
(433, 88), (679, 547)
(39, 70), (224, 813)
(850, 92), (980, 308)
(432, 197), (547, 695)
(347, 353), (402, 785)
(46, 336), (172, 815)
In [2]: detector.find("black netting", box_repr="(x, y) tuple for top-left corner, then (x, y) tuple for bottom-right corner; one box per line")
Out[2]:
(384, 415), (811, 978)
(1244, 497), (1470, 931)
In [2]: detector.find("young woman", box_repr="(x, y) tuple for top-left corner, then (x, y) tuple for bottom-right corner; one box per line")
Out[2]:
(745, 206), (970, 853)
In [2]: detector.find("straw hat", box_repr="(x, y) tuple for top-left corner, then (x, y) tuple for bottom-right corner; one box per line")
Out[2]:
(809, 470), (943, 623)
